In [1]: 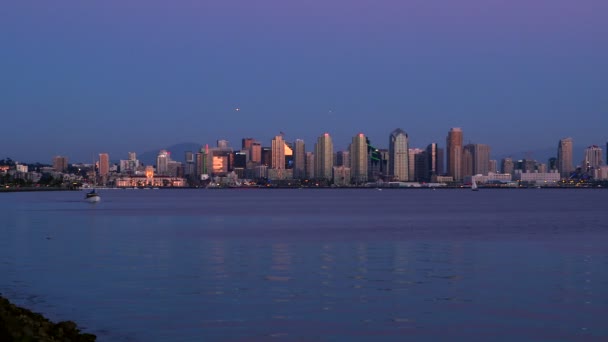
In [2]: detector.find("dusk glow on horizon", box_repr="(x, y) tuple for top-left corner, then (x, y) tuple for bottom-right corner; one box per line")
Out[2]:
(1, 0), (606, 162)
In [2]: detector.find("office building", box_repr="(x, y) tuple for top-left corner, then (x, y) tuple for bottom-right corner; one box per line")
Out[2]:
(501, 157), (514, 174)
(446, 128), (463, 181)
(389, 128), (409, 181)
(583, 145), (603, 170)
(557, 138), (574, 177)
(305, 152), (315, 179)
(293, 139), (306, 179)
(271, 135), (285, 170)
(52, 156), (68, 173)
(350, 133), (368, 184)
(156, 150), (170, 175)
(98, 153), (110, 179)
(315, 133), (333, 180)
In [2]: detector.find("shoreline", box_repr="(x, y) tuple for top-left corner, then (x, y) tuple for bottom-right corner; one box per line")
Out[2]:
(0, 295), (95, 341)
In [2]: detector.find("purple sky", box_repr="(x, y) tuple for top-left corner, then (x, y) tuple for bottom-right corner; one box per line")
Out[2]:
(1, 0), (607, 163)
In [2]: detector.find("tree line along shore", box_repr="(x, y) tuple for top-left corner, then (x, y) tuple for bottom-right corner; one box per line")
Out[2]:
(0, 295), (95, 342)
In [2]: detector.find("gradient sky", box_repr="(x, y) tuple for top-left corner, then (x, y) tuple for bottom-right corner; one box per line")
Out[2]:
(2, 0), (607, 163)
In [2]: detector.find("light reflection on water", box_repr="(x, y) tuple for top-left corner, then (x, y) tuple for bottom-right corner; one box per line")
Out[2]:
(0, 189), (607, 341)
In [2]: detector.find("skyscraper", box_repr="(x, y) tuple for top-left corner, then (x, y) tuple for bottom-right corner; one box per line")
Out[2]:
(52, 156), (68, 173)
(314, 133), (333, 181)
(463, 144), (491, 176)
(271, 135), (285, 170)
(242, 138), (255, 150)
(389, 128), (409, 181)
(336, 151), (350, 168)
(157, 150), (170, 175)
(305, 152), (315, 179)
(250, 142), (261, 163)
(349, 133), (368, 184)
(293, 139), (306, 179)
(98, 153), (109, 177)
(446, 128), (463, 181)
(501, 157), (514, 174)
(426, 143), (440, 181)
(557, 138), (574, 177)
(583, 145), (603, 170)
(408, 148), (424, 182)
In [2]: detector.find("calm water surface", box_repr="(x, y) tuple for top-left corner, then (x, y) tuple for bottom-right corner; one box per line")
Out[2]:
(0, 189), (607, 341)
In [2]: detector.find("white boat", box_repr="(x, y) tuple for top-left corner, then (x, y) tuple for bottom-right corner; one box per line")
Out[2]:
(85, 189), (101, 203)
(471, 179), (479, 191)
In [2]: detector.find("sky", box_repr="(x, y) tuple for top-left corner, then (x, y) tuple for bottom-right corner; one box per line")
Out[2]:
(1, 0), (607, 163)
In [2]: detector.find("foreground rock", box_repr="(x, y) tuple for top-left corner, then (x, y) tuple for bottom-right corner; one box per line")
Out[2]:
(0, 295), (96, 341)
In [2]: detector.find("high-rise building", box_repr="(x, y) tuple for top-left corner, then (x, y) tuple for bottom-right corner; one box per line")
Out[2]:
(305, 152), (315, 179)
(242, 138), (255, 150)
(389, 128), (409, 181)
(408, 148), (424, 181)
(217, 140), (229, 149)
(350, 133), (368, 184)
(463, 144), (491, 176)
(426, 143), (441, 181)
(271, 135), (285, 170)
(548, 157), (557, 171)
(583, 145), (603, 170)
(250, 142), (261, 163)
(293, 139), (306, 179)
(336, 151), (350, 167)
(157, 150), (170, 175)
(489, 160), (498, 173)
(261, 147), (271, 166)
(195, 145), (209, 179)
(98, 153), (110, 177)
(557, 138), (574, 177)
(366, 138), (384, 181)
(446, 128), (463, 181)
(314, 133), (333, 181)
(501, 157), (514, 174)
(52, 156), (68, 173)
(284, 142), (293, 169)
(128, 152), (137, 161)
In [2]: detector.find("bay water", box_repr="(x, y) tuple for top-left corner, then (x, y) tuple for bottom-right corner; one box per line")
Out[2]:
(0, 189), (607, 341)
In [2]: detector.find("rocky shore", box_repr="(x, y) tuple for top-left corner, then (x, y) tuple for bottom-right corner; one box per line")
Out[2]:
(0, 295), (96, 341)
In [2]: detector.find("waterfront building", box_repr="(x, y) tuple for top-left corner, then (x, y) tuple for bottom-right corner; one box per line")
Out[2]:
(389, 128), (409, 181)
(349, 133), (368, 184)
(261, 147), (271, 166)
(557, 137), (574, 177)
(513, 170), (560, 186)
(52, 156), (68, 173)
(446, 128), (463, 181)
(333, 166), (351, 186)
(293, 139), (306, 179)
(314, 133), (333, 181)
